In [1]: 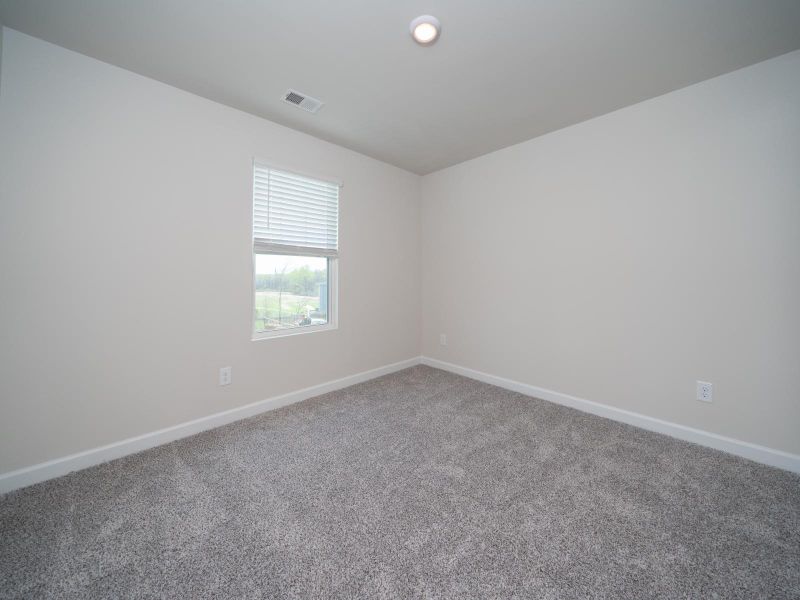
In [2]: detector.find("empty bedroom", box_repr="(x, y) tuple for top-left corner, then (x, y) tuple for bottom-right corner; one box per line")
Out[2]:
(1, 1), (799, 598)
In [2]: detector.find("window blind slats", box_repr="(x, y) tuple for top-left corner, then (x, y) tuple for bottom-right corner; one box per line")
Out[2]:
(252, 163), (339, 256)
(254, 182), (337, 202)
(261, 172), (338, 192)
(256, 208), (338, 225)
(263, 190), (339, 209)
(263, 177), (338, 194)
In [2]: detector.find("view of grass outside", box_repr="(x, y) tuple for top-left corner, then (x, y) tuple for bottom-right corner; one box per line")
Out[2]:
(254, 254), (328, 333)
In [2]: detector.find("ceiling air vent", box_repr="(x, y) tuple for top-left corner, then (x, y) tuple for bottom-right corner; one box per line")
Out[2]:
(282, 89), (324, 114)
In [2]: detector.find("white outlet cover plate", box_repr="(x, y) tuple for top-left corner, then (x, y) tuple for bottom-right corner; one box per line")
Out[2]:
(696, 380), (713, 403)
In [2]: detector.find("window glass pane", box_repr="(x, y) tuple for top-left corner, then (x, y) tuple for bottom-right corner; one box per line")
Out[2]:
(254, 254), (328, 333)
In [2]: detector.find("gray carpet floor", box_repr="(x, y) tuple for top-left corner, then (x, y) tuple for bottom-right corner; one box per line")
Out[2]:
(1, 366), (799, 599)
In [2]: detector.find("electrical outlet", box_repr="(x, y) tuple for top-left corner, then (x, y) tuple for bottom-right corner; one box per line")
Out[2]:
(696, 381), (712, 403)
(219, 366), (232, 386)
(440, 334), (447, 346)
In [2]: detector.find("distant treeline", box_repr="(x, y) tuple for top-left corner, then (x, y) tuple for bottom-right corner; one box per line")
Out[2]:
(256, 266), (326, 297)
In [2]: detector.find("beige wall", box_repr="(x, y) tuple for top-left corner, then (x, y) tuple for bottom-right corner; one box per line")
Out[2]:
(0, 29), (420, 473)
(421, 50), (800, 455)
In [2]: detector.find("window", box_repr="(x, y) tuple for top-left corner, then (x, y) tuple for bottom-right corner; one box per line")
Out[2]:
(252, 163), (339, 339)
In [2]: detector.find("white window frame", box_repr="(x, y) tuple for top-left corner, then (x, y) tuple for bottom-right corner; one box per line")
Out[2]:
(251, 253), (338, 341)
(250, 160), (341, 341)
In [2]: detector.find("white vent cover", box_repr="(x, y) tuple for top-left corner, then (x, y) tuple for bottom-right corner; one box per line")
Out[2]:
(282, 89), (324, 114)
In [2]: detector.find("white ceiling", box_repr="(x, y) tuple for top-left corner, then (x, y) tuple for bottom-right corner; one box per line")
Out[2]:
(1, 0), (799, 174)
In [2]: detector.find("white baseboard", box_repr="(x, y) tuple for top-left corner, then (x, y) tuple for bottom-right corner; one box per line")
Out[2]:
(421, 356), (800, 474)
(0, 357), (423, 495)
(4, 354), (796, 494)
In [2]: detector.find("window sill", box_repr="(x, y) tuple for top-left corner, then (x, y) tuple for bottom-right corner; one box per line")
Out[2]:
(251, 322), (337, 341)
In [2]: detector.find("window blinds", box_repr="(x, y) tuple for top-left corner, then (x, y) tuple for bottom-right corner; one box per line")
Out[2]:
(253, 163), (339, 257)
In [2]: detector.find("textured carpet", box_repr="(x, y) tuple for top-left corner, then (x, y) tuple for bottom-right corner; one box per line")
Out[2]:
(1, 366), (799, 599)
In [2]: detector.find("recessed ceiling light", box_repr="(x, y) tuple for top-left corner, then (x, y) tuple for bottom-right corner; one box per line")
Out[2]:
(410, 15), (441, 45)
